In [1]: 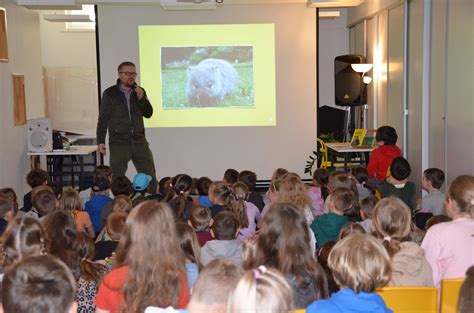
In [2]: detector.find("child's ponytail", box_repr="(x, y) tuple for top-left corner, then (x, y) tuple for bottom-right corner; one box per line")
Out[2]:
(229, 182), (249, 228)
(372, 197), (411, 258)
(76, 232), (107, 283)
(171, 174), (193, 222)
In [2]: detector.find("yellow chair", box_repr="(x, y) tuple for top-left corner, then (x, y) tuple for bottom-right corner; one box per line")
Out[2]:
(290, 310), (305, 313)
(440, 278), (464, 313)
(316, 138), (332, 169)
(316, 138), (351, 169)
(376, 286), (438, 313)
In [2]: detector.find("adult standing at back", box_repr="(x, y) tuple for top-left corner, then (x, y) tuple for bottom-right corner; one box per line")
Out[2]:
(97, 61), (157, 192)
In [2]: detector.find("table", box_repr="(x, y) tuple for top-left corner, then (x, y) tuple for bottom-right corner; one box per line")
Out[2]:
(28, 145), (98, 189)
(326, 143), (374, 172)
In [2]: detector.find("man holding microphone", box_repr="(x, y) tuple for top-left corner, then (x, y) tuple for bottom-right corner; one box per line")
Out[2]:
(96, 61), (157, 192)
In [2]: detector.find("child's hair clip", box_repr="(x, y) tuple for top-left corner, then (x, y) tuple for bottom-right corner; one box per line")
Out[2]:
(253, 265), (268, 280)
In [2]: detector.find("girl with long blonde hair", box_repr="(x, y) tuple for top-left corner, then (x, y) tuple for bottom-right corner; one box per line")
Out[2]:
(373, 197), (433, 287)
(95, 201), (189, 313)
(226, 266), (293, 313)
(61, 188), (95, 238)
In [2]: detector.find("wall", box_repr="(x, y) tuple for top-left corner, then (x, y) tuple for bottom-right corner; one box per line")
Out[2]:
(97, 3), (317, 180)
(406, 0), (423, 190)
(0, 0), (44, 205)
(39, 12), (98, 134)
(40, 14), (96, 68)
(318, 8), (348, 109)
(347, 0), (403, 25)
(443, 0), (474, 182)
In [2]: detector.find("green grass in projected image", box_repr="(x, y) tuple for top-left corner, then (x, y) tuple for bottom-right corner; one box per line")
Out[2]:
(161, 62), (254, 109)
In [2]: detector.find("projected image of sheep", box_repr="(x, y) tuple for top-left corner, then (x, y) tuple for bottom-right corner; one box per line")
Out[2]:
(161, 46), (255, 109)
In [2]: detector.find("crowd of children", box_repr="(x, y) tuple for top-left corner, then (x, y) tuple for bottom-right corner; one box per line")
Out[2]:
(0, 125), (473, 313)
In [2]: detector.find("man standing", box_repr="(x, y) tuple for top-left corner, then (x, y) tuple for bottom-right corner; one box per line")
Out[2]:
(96, 61), (157, 191)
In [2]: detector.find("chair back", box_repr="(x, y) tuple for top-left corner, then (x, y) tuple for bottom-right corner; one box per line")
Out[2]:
(290, 310), (305, 313)
(316, 138), (331, 169)
(440, 278), (464, 313)
(377, 286), (438, 313)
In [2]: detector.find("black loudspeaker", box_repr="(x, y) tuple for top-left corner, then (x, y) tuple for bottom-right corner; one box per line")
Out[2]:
(335, 54), (367, 107)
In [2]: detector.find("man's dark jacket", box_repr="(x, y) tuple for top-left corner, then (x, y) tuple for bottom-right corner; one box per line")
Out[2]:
(97, 80), (153, 145)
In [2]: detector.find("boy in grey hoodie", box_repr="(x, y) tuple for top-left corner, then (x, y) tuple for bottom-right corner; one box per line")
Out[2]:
(201, 211), (242, 266)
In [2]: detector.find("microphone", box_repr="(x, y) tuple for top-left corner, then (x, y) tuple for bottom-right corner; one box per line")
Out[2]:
(131, 83), (138, 90)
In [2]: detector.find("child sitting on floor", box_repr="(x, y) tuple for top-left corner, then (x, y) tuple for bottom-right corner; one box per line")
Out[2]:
(377, 157), (416, 211)
(189, 205), (214, 247)
(419, 168), (445, 215)
(196, 176), (213, 208)
(373, 197), (434, 287)
(358, 196), (378, 233)
(308, 168), (330, 217)
(85, 175), (112, 234)
(230, 182), (261, 242)
(351, 166), (372, 201)
(2, 255), (77, 313)
(367, 125), (401, 184)
(307, 234), (393, 313)
(176, 222), (203, 290)
(311, 188), (352, 248)
(22, 168), (49, 212)
(201, 211), (242, 266)
(186, 259), (244, 313)
(238, 170), (264, 211)
(226, 266), (293, 313)
(168, 174), (195, 222)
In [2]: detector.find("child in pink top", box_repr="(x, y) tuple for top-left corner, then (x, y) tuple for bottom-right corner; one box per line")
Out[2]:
(231, 182), (262, 242)
(421, 175), (474, 287)
(308, 168), (329, 217)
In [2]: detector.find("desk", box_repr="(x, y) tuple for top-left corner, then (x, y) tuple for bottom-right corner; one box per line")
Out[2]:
(326, 143), (374, 172)
(28, 145), (98, 189)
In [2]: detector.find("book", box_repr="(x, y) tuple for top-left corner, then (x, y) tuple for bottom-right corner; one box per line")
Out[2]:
(361, 129), (376, 148)
(351, 129), (367, 147)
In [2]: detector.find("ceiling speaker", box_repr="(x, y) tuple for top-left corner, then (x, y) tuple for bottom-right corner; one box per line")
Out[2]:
(27, 118), (53, 153)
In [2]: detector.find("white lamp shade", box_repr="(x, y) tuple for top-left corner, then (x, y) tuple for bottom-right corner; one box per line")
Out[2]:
(363, 76), (372, 84)
(351, 63), (373, 73)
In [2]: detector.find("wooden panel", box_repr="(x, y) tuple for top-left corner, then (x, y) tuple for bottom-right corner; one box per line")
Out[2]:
(0, 8), (8, 62)
(12, 74), (26, 126)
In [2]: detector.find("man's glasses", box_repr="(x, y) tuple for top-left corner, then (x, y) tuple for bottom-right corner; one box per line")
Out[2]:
(119, 72), (138, 77)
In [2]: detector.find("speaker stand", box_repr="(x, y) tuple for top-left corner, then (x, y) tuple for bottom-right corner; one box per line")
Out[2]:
(343, 107), (356, 141)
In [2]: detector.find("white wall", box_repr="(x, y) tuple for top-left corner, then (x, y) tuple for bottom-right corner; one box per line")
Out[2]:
(39, 11), (98, 134)
(39, 13), (96, 67)
(347, 0), (401, 25)
(97, 4), (317, 180)
(318, 8), (348, 109)
(443, 0), (474, 182)
(0, 0), (44, 205)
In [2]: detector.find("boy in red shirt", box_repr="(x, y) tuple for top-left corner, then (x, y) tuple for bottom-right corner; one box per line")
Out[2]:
(367, 126), (401, 183)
